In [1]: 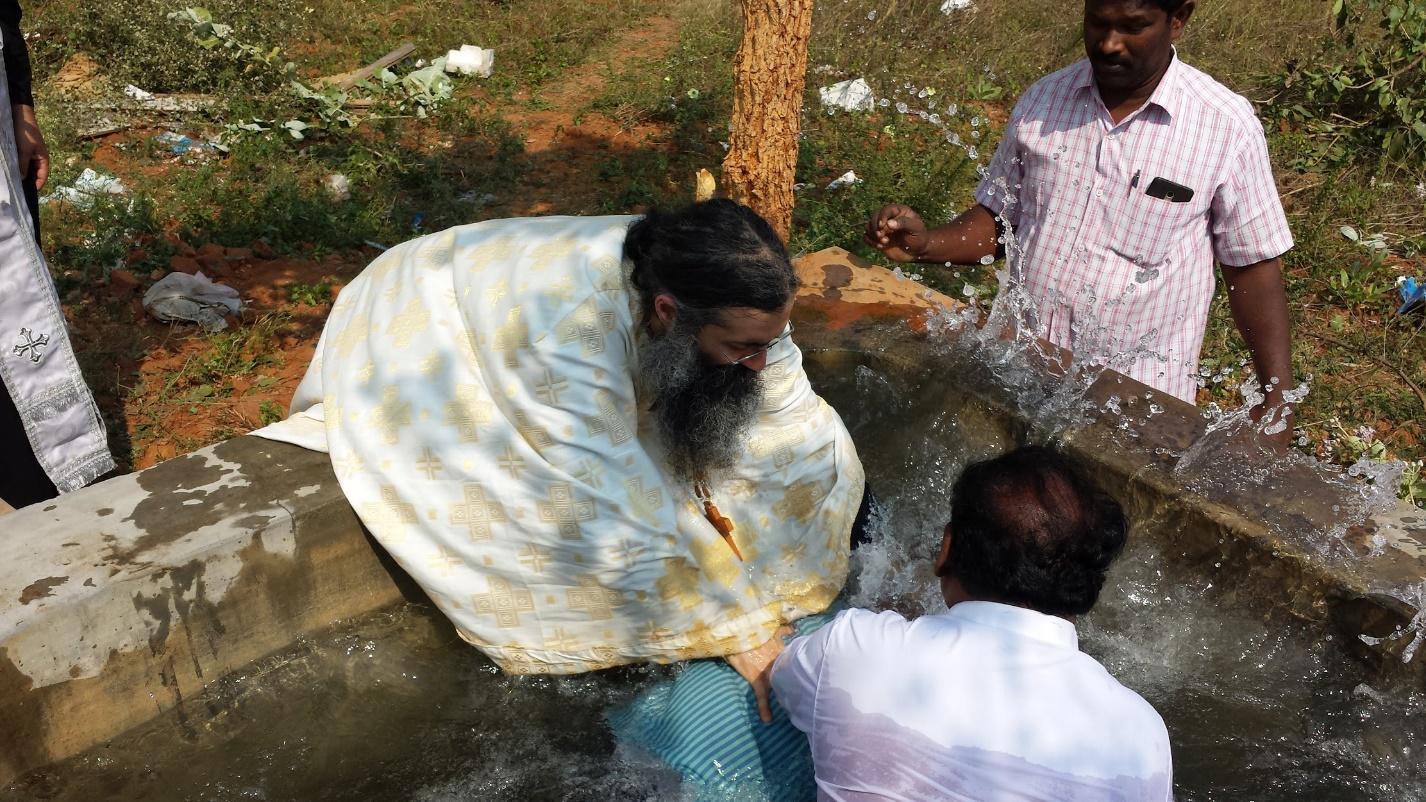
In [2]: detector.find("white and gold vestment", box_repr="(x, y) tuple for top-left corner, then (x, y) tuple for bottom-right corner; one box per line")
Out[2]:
(257, 215), (864, 673)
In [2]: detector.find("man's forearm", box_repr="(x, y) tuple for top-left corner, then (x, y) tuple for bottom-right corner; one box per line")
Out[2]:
(1222, 258), (1293, 407)
(915, 204), (1000, 265)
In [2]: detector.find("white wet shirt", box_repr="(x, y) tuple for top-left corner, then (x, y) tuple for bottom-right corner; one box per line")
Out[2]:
(771, 602), (1173, 801)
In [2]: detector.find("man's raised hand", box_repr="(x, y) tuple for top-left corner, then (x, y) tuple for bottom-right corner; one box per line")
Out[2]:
(865, 204), (930, 263)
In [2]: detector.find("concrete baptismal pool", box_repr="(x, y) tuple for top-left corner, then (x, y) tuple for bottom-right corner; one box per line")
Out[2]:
(2, 250), (1424, 801)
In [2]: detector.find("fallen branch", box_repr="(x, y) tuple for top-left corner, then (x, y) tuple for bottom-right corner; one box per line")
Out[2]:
(318, 42), (417, 91)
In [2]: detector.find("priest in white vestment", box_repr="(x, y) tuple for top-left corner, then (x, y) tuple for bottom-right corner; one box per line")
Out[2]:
(258, 199), (864, 706)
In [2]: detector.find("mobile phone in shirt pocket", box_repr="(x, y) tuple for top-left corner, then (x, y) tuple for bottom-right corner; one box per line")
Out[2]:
(1108, 177), (1204, 267)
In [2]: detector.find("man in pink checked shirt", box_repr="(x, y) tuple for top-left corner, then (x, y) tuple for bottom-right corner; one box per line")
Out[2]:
(868, 0), (1295, 443)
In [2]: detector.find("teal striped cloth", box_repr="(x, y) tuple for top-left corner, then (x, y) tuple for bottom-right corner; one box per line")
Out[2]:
(608, 613), (834, 802)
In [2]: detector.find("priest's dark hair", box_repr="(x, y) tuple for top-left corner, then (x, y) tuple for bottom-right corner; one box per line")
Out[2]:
(624, 198), (798, 328)
(942, 446), (1128, 617)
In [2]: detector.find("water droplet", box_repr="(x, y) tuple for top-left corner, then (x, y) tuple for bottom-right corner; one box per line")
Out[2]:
(1134, 267), (1160, 283)
(979, 254), (994, 265)
(866, 9), (877, 20)
(895, 101), (909, 114)
(878, 97), (891, 108)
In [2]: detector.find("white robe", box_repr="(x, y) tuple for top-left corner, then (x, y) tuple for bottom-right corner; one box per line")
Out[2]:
(0, 42), (113, 494)
(256, 216), (864, 673)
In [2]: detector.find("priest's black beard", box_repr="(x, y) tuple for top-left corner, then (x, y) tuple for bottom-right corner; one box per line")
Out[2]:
(637, 320), (764, 483)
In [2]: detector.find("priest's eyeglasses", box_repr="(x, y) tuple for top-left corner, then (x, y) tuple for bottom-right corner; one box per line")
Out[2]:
(726, 322), (794, 366)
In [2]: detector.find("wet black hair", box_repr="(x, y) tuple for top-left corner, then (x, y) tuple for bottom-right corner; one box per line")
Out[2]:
(944, 446), (1128, 617)
(623, 198), (798, 327)
(1139, 0), (1190, 13)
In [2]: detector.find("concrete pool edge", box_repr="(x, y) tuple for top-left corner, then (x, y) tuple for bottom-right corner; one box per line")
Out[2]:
(0, 437), (412, 783)
(0, 246), (1423, 785)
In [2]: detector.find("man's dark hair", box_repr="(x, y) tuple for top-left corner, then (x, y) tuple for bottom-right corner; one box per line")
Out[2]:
(1092, 0), (1190, 13)
(624, 198), (798, 327)
(1139, 0), (1189, 13)
(945, 446), (1127, 617)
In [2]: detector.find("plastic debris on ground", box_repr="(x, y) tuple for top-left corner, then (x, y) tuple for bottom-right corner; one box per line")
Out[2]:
(826, 170), (864, 190)
(819, 78), (874, 113)
(941, 0), (975, 12)
(41, 168), (128, 209)
(1398, 276), (1424, 315)
(444, 45), (495, 78)
(326, 173), (352, 201)
(395, 57), (456, 117)
(143, 271), (243, 332)
(153, 131), (221, 158)
(123, 84), (154, 101)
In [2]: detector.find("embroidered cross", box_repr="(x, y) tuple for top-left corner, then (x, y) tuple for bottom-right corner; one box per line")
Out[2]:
(585, 390), (633, 446)
(567, 576), (623, 621)
(493, 307), (529, 368)
(546, 627), (580, 651)
(558, 301), (617, 356)
(449, 483), (507, 542)
(572, 458), (605, 490)
(623, 476), (663, 523)
(385, 299), (430, 350)
(427, 546), (463, 577)
(754, 427), (805, 469)
(359, 486), (418, 544)
(538, 482), (596, 540)
(533, 369), (569, 406)
(415, 447), (443, 480)
(498, 446), (527, 480)
(472, 576), (534, 628)
(513, 410), (554, 452)
(444, 385), (492, 442)
(610, 538), (644, 570)
(518, 544), (552, 573)
(370, 386), (412, 445)
(13, 328), (49, 364)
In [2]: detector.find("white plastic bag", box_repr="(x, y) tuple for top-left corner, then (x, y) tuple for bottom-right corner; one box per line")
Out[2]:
(41, 168), (128, 209)
(819, 78), (874, 113)
(143, 271), (243, 332)
(444, 45), (495, 78)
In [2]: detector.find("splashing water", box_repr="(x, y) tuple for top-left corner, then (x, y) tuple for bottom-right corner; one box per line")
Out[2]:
(1359, 581), (1426, 664)
(872, 77), (1410, 556)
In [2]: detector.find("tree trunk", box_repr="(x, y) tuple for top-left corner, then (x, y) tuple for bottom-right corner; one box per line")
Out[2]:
(721, 0), (814, 243)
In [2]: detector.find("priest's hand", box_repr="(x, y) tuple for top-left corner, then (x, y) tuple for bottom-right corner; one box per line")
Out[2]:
(12, 104), (49, 191)
(725, 625), (793, 724)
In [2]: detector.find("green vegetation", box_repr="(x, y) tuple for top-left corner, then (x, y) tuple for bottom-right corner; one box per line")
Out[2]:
(286, 281), (332, 306)
(25, 0), (1424, 501)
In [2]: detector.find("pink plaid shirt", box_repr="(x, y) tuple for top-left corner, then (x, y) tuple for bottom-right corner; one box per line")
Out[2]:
(976, 52), (1293, 403)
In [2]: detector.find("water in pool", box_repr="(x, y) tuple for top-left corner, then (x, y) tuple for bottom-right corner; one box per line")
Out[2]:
(5, 356), (1424, 802)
